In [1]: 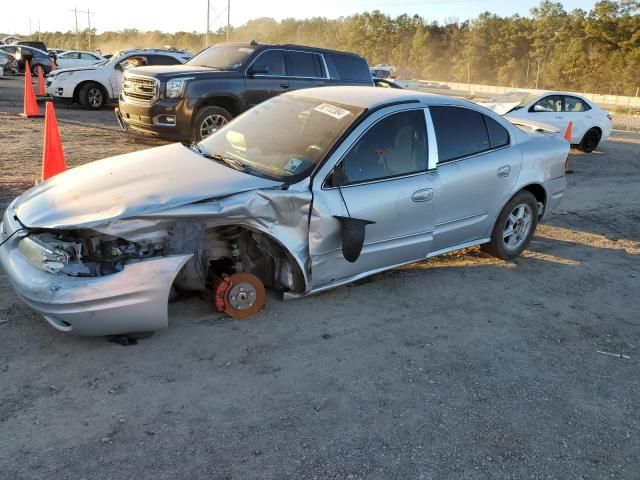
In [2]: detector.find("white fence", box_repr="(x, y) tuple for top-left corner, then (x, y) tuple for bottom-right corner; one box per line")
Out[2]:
(422, 80), (640, 109)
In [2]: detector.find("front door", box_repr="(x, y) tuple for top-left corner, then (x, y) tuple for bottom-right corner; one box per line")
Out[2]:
(309, 108), (437, 287)
(529, 95), (567, 132)
(244, 49), (290, 108)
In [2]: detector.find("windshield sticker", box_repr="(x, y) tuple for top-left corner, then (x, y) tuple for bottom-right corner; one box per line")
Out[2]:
(284, 158), (304, 173)
(314, 103), (351, 120)
(238, 48), (255, 53)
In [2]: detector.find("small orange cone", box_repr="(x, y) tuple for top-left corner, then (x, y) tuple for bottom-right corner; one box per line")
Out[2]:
(36, 65), (46, 97)
(41, 101), (67, 181)
(564, 121), (574, 174)
(20, 60), (43, 118)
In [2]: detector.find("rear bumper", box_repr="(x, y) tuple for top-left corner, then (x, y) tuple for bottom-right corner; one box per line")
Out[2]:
(0, 200), (191, 336)
(118, 97), (194, 141)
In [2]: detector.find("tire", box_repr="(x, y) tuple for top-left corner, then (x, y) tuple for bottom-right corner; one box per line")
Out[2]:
(481, 191), (539, 260)
(78, 82), (106, 109)
(191, 106), (232, 142)
(578, 128), (601, 153)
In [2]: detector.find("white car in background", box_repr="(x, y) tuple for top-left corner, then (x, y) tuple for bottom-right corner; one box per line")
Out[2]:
(46, 48), (190, 109)
(55, 50), (105, 69)
(480, 91), (612, 152)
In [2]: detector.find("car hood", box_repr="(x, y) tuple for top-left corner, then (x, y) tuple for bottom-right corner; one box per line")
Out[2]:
(478, 101), (521, 116)
(15, 143), (282, 230)
(126, 65), (238, 81)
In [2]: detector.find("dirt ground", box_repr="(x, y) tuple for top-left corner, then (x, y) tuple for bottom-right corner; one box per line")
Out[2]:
(1, 76), (639, 480)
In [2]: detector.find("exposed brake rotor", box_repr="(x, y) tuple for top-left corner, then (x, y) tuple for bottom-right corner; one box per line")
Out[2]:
(213, 272), (265, 319)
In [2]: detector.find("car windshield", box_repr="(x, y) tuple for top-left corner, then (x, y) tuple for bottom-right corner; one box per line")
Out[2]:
(186, 45), (255, 70)
(489, 91), (539, 107)
(199, 95), (365, 182)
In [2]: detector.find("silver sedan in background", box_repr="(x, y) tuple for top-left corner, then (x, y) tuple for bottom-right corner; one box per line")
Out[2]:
(0, 87), (568, 336)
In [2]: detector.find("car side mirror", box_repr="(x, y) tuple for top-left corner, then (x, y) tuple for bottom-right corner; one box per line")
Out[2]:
(114, 63), (123, 72)
(247, 64), (269, 75)
(333, 216), (375, 263)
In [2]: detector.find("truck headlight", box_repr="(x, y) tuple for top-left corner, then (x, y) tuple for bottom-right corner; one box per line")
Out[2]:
(55, 72), (73, 81)
(18, 236), (70, 274)
(165, 78), (190, 98)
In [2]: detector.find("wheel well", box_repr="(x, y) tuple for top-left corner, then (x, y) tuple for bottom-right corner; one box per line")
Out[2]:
(198, 96), (239, 117)
(73, 81), (107, 103)
(521, 184), (546, 218)
(173, 225), (306, 294)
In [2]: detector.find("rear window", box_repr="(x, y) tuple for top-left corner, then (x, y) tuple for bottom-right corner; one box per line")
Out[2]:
(485, 116), (510, 148)
(326, 53), (371, 82)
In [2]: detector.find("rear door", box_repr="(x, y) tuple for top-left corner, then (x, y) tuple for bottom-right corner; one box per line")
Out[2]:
(285, 50), (327, 91)
(562, 95), (591, 142)
(428, 105), (521, 251)
(243, 49), (290, 108)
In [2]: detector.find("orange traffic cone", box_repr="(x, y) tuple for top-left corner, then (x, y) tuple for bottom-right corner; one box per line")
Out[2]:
(20, 60), (43, 118)
(36, 65), (46, 97)
(564, 121), (573, 174)
(41, 101), (67, 181)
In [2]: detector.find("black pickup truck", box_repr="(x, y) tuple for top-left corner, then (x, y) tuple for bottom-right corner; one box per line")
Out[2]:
(115, 42), (373, 141)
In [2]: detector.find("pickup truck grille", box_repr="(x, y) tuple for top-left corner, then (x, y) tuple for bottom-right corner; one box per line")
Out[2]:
(122, 75), (158, 104)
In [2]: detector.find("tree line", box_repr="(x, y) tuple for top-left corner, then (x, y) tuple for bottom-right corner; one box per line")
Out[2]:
(9, 0), (639, 95)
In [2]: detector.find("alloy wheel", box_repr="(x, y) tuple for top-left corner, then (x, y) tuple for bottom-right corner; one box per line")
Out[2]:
(199, 114), (228, 139)
(88, 87), (103, 108)
(503, 203), (533, 250)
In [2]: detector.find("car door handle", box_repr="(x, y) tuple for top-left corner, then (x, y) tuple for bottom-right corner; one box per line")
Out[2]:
(555, 115), (564, 119)
(412, 188), (433, 202)
(280, 82), (290, 89)
(497, 165), (511, 178)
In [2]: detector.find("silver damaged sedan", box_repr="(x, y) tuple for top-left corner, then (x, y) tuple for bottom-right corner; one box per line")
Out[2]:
(0, 87), (568, 335)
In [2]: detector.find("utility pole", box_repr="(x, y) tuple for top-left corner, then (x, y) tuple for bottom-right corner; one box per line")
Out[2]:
(86, 9), (92, 51)
(525, 59), (530, 88)
(72, 7), (80, 50)
(535, 59), (540, 90)
(206, 0), (210, 47)
(467, 62), (471, 98)
(227, 0), (230, 42)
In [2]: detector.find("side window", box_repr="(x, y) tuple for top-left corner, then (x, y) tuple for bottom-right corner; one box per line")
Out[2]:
(338, 110), (428, 185)
(62, 52), (80, 59)
(80, 52), (97, 60)
(430, 106), (491, 162)
(148, 54), (181, 65)
(531, 95), (563, 113)
(327, 54), (371, 82)
(287, 51), (324, 78)
(563, 96), (591, 112)
(485, 116), (510, 148)
(252, 50), (285, 76)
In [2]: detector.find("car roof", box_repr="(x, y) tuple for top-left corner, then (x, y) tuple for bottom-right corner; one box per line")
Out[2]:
(288, 86), (473, 109)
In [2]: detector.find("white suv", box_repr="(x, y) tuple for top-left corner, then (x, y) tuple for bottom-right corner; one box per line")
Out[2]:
(46, 49), (190, 109)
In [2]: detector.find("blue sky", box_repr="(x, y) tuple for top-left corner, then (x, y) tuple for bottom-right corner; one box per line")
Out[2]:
(2, 0), (601, 35)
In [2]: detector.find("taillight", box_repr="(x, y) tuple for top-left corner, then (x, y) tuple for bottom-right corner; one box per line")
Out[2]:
(607, 114), (613, 121)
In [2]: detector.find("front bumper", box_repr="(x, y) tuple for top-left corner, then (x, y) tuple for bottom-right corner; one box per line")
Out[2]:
(0, 201), (191, 336)
(45, 79), (74, 99)
(117, 97), (195, 141)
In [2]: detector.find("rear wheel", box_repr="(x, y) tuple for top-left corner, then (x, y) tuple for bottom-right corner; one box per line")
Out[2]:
(482, 191), (539, 260)
(191, 106), (232, 142)
(578, 128), (601, 153)
(79, 82), (105, 109)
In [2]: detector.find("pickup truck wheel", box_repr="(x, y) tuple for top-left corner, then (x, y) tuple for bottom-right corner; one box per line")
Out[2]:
(79, 82), (105, 109)
(192, 106), (232, 141)
(481, 191), (538, 260)
(578, 128), (601, 153)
